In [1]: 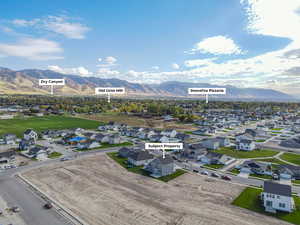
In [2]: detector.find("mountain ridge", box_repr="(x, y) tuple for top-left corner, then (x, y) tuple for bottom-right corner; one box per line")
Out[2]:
(0, 67), (294, 100)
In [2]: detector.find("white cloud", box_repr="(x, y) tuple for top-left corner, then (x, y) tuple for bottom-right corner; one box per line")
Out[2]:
(44, 16), (90, 39)
(187, 35), (243, 55)
(242, 0), (300, 41)
(152, 66), (159, 70)
(98, 58), (102, 62)
(48, 65), (91, 76)
(184, 58), (217, 67)
(0, 38), (63, 60)
(172, 63), (180, 69)
(97, 56), (118, 67)
(11, 15), (90, 39)
(97, 68), (120, 76)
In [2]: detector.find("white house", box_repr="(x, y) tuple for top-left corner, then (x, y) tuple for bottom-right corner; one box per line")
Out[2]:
(161, 129), (177, 138)
(261, 181), (295, 213)
(24, 129), (38, 142)
(236, 139), (256, 151)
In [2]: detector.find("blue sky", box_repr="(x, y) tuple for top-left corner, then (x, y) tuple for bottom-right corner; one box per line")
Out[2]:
(1, 0), (300, 95)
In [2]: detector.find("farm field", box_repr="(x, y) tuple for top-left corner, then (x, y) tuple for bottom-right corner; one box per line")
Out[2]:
(78, 113), (198, 131)
(0, 115), (102, 137)
(23, 155), (288, 225)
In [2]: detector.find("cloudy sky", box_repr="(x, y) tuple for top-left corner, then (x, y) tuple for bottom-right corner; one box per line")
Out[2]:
(1, 0), (300, 95)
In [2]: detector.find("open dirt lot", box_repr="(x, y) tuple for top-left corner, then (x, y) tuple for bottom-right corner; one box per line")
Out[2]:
(22, 155), (289, 225)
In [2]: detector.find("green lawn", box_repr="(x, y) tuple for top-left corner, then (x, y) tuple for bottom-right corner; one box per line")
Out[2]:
(271, 128), (283, 131)
(255, 158), (288, 165)
(280, 153), (300, 166)
(232, 187), (300, 225)
(48, 151), (63, 159)
(230, 168), (240, 175)
(249, 173), (273, 180)
(255, 139), (266, 142)
(292, 180), (300, 185)
(185, 131), (212, 136)
(107, 152), (186, 182)
(0, 115), (103, 137)
(213, 147), (278, 159)
(204, 164), (224, 169)
(77, 142), (133, 151)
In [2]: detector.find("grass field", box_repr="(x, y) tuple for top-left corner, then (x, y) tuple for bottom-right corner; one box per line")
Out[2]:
(107, 152), (186, 182)
(279, 153), (300, 166)
(79, 113), (197, 131)
(255, 158), (288, 165)
(204, 164), (224, 169)
(0, 115), (102, 137)
(232, 187), (300, 225)
(213, 147), (278, 159)
(48, 152), (63, 159)
(249, 174), (273, 180)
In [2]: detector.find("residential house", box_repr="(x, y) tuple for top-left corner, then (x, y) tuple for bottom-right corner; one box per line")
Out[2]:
(24, 129), (38, 142)
(261, 181), (295, 213)
(239, 160), (272, 175)
(19, 139), (33, 151)
(77, 140), (100, 150)
(199, 152), (232, 165)
(3, 134), (17, 145)
(145, 155), (175, 178)
(235, 133), (255, 142)
(236, 139), (256, 151)
(127, 151), (154, 166)
(109, 134), (122, 144)
(277, 165), (300, 180)
(161, 129), (177, 138)
(94, 134), (110, 143)
(215, 137), (231, 147)
(118, 147), (136, 158)
(202, 138), (220, 150)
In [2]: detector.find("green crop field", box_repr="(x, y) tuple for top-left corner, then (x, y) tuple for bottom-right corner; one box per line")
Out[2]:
(0, 115), (103, 137)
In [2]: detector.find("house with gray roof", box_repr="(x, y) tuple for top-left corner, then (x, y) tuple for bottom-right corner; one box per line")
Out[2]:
(144, 155), (175, 178)
(261, 181), (295, 213)
(127, 151), (154, 166)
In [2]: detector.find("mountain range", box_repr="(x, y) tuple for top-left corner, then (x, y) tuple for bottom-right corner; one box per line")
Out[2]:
(0, 67), (294, 101)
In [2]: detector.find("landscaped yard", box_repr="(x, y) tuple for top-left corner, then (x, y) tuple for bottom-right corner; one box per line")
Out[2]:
(204, 164), (224, 169)
(107, 152), (186, 182)
(232, 187), (300, 225)
(213, 147), (278, 159)
(249, 173), (273, 180)
(230, 168), (240, 175)
(77, 142), (133, 151)
(0, 115), (103, 137)
(292, 180), (300, 185)
(279, 153), (300, 166)
(48, 151), (63, 159)
(255, 139), (266, 142)
(255, 158), (288, 165)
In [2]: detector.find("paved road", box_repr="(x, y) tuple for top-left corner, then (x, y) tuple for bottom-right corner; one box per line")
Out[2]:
(0, 146), (122, 225)
(0, 175), (71, 225)
(180, 162), (300, 195)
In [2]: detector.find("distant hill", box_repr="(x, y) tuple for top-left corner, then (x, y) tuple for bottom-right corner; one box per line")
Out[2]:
(0, 67), (294, 101)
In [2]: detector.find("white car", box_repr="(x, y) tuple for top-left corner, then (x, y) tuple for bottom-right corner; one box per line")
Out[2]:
(201, 170), (209, 175)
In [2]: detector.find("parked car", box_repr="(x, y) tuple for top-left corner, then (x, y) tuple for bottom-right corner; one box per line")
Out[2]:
(221, 175), (231, 181)
(44, 202), (53, 209)
(201, 170), (209, 175)
(211, 172), (220, 178)
(193, 169), (199, 173)
(11, 206), (20, 213)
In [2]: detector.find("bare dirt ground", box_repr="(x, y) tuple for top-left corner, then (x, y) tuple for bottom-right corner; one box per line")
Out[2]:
(22, 155), (289, 225)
